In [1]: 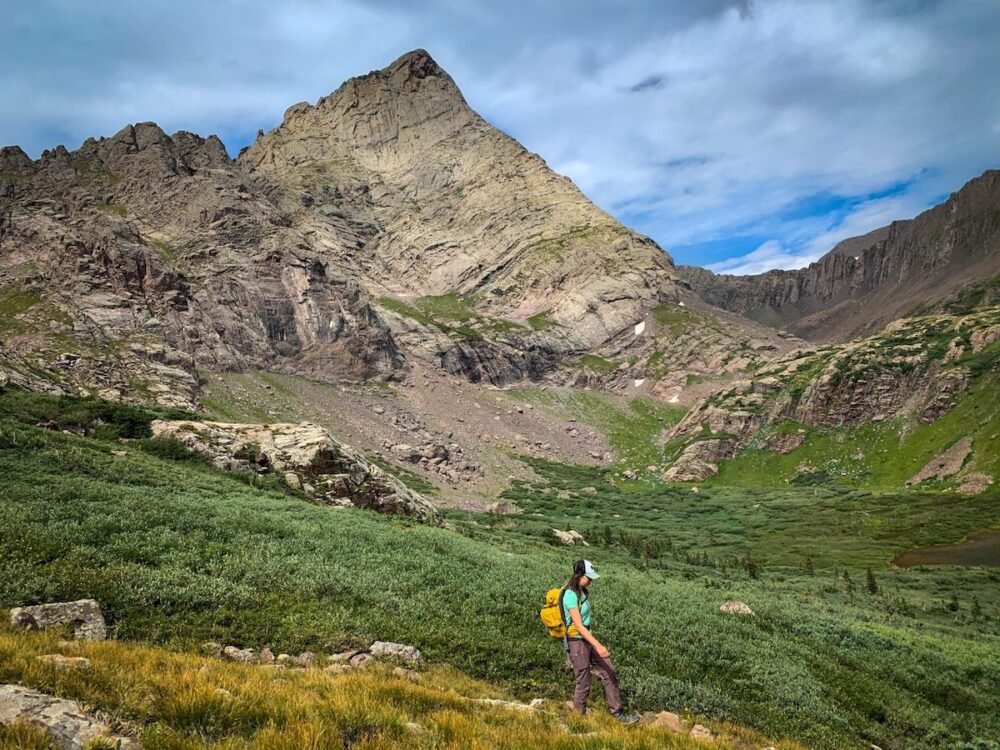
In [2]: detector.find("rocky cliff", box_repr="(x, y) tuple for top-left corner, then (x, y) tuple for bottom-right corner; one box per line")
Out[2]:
(0, 49), (705, 405)
(662, 304), (1000, 483)
(679, 171), (1000, 341)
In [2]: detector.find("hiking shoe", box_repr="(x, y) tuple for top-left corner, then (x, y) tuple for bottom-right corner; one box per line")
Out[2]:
(613, 710), (641, 725)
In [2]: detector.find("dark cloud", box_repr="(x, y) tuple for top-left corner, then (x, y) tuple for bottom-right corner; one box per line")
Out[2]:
(629, 74), (666, 93)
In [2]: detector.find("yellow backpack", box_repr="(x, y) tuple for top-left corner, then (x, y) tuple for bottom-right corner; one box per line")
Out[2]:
(540, 587), (581, 639)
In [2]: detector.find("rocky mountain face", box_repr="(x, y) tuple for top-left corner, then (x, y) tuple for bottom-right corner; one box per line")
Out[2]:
(662, 304), (1000, 484)
(0, 49), (716, 407)
(0, 123), (400, 408)
(679, 171), (1000, 341)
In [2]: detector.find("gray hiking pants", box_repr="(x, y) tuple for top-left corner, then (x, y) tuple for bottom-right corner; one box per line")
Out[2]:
(567, 638), (622, 714)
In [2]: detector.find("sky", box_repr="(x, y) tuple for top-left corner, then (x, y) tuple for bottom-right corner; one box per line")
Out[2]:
(2, 0), (998, 275)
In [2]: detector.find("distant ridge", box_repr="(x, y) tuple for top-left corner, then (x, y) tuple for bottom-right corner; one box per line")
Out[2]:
(679, 170), (1000, 340)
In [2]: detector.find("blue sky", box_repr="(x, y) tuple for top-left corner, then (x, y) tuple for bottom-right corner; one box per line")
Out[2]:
(2, 0), (998, 275)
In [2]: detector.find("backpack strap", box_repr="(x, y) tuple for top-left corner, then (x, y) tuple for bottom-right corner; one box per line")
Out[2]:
(558, 587), (570, 653)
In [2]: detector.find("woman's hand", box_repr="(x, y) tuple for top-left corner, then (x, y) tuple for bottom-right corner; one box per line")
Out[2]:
(595, 643), (610, 659)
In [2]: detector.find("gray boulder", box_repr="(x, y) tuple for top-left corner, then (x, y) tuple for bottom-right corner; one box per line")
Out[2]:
(0, 684), (137, 749)
(9, 599), (107, 640)
(370, 641), (423, 663)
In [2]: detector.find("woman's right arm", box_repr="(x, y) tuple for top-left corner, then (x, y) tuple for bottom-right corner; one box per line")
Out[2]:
(569, 607), (609, 658)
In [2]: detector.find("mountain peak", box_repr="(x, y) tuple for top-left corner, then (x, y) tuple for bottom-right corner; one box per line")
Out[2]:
(387, 48), (445, 79)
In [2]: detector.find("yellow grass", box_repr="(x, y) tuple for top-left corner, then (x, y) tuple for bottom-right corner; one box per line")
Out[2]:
(0, 625), (802, 749)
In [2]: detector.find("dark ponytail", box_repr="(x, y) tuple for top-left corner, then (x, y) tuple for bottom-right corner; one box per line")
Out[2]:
(565, 560), (589, 597)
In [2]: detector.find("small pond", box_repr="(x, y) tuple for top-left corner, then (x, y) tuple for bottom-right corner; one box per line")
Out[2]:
(892, 530), (1000, 568)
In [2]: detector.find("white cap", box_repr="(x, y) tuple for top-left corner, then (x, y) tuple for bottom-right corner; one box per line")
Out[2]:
(581, 559), (600, 579)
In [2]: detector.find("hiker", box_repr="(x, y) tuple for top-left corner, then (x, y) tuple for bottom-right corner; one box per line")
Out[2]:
(561, 559), (639, 724)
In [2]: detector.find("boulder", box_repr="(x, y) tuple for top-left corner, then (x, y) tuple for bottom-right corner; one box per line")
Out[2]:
(650, 711), (685, 733)
(295, 652), (317, 667)
(720, 600), (755, 616)
(370, 641), (422, 663)
(552, 529), (588, 546)
(690, 723), (714, 741)
(349, 653), (374, 669)
(222, 646), (256, 663)
(9, 599), (107, 640)
(329, 649), (361, 663)
(0, 684), (137, 749)
(470, 697), (544, 712)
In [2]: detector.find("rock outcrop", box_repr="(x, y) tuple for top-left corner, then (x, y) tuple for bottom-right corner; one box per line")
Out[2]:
(907, 436), (973, 486)
(662, 439), (738, 482)
(679, 170), (1000, 341)
(0, 684), (136, 749)
(151, 419), (438, 522)
(663, 307), (1000, 483)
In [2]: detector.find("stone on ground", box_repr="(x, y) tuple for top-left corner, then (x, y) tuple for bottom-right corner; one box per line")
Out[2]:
(370, 641), (422, 662)
(720, 600), (755, 616)
(9, 600), (107, 641)
(0, 684), (137, 749)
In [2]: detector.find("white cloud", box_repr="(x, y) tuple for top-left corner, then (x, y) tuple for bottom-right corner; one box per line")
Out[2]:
(707, 240), (817, 275)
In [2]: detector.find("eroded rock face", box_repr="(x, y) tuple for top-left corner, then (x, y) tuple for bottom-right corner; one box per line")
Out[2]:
(662, 307), (999, 482)
(9, 600), (107, 641)
(0, 684), (136, 749)
(662, 439), (738, 482)
(241, 50), (684, 355)
(151, 419), (438, 522)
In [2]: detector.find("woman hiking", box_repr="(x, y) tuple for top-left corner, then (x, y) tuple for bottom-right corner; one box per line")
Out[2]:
(562, 559), (639, 724)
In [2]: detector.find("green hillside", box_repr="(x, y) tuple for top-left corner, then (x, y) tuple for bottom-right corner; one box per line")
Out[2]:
(1, 390), (998, 750)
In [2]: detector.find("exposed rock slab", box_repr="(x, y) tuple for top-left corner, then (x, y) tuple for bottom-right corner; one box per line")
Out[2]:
(0, 684), (136, 749)
(151, 419), (437, 522)
(907, 437), (973, 485)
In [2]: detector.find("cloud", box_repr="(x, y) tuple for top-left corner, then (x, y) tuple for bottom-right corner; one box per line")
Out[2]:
(628, 74), (666, 93)
(1, 0), (998, 272)
(707, 241), (811, 275)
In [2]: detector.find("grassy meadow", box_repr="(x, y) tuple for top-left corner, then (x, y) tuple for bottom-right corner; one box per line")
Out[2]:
(2, 624), (798, 750)
(0, 389), (998, 749)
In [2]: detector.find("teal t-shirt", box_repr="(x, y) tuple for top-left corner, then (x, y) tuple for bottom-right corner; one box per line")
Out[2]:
(562, 588), (591, 636)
